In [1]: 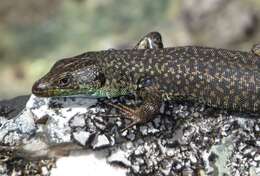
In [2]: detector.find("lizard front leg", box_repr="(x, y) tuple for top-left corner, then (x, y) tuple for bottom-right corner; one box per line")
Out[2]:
(108, 78), (162, 131)
(105, 32), (164, 130)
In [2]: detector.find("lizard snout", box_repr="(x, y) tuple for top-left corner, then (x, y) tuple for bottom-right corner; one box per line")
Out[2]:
(32, 80), (49, 97)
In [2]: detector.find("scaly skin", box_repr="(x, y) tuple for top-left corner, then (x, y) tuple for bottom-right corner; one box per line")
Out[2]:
(32, 32), (260, 128)
(134, 31), (163, 49)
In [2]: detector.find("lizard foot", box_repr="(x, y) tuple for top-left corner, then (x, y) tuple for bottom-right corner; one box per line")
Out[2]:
(106, 102), (146, 131)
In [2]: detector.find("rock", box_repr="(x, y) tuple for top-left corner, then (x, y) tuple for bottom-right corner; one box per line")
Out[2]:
(255, 154), (260, 161)
(107, 148), (131, 167)
(69, 114), (86, 128)
(72, 131), (92, 146)
(0, 92), (259, 175)
(91, 134), (111, 149)
(0, 95), (30, 119)
(51, 152), (126, 176)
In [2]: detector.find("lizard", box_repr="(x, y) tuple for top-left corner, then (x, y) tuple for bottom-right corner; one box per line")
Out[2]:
(32, 31), (260, 129)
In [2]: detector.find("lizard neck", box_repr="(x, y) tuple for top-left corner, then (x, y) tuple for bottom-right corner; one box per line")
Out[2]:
(96, 50), (138, 97)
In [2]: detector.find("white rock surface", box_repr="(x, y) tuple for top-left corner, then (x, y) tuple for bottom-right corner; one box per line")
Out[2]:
(51, 151), (127, 176)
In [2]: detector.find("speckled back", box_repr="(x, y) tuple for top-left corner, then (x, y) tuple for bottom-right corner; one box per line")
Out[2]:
(96, 46), (260, 112)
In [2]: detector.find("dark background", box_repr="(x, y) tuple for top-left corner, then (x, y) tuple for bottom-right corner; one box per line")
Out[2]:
(0, 0), (260, 99)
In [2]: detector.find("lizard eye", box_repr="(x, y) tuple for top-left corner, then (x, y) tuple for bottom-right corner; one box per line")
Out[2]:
(59, 76), (71, 87)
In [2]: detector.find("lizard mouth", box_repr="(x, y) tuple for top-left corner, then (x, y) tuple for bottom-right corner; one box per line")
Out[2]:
(32, 81), (99, 97)
(32, 87), (75, 97)
(31, 81), (72, 97)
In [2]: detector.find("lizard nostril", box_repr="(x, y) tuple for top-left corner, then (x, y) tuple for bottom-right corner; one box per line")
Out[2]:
(32, 81), (48, 96)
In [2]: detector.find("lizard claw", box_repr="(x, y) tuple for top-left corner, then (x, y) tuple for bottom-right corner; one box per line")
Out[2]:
(105, 102), (144, 131)
(106, 102), (135, 116)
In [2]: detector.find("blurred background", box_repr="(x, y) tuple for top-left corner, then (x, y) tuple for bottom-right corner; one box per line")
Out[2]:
(0, 0), (260, 99)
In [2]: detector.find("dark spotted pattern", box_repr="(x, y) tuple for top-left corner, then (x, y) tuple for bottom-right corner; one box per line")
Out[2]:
(33, 46), (260, 113)
(100, 46), (260, 113)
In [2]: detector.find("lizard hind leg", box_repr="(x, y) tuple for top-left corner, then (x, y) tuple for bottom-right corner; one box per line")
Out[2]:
(251, 44), (260, 57)
(134, 31), (164, 49)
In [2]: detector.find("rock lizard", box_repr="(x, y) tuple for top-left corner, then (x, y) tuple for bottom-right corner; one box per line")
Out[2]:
(32, 32), (260, 128)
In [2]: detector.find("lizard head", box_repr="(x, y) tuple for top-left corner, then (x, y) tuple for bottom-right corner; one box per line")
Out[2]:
(32, 54), (108, 98)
